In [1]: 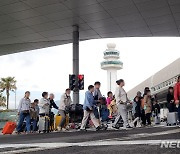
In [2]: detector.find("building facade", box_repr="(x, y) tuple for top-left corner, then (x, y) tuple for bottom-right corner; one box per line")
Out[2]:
(127, 58), (180, 107)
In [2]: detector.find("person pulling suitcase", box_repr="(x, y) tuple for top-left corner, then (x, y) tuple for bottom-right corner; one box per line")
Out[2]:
(39, 92), (50, 133)
(16, 91), (31, 134)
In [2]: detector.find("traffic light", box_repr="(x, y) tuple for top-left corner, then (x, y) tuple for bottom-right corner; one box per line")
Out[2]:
(69, 74), (76, 91)
(78, 74), (84, 90)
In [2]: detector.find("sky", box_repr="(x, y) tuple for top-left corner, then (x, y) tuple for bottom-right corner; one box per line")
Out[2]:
(0, 37), (180, 109)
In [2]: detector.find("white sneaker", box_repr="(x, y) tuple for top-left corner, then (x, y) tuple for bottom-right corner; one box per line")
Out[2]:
(136, 122), (142, 128)
(57, 126), (62, 131)
(61, 128), (67, 131)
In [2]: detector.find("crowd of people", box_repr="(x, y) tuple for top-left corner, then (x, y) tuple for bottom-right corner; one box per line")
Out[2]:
(16, 89), (72, 133)
(80, 76), (180, 130)
(16, 75), (180, 134)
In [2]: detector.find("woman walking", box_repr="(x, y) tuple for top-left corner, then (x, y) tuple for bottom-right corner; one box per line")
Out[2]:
(16, 91), (31, 134)
(144, 90), (152, 126)
(113, 79), (132, 129)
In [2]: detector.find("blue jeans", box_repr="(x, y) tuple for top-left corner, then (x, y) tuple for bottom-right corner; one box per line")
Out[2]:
(31, 119), (37, 131)
(17, 112), (31, 132)
(178, 105), (180, 122)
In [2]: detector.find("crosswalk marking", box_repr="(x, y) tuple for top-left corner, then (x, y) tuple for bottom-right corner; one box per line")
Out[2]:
(0, 128), (180, 153)
(1, 139), (180, 154)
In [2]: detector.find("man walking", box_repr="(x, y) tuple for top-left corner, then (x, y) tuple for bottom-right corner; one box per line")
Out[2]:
(58, 88), (72, 131)
(93, 81), (102, 119)
(93, 81), (102, 102)
(113, 79), (132, 129)
(80, 85), (100, 131)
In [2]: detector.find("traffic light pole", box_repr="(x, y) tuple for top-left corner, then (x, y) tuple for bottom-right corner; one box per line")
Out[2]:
(72, 25), (79, 104)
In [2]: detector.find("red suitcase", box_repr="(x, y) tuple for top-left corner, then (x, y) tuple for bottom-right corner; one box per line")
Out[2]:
(2, 122), (16, 135)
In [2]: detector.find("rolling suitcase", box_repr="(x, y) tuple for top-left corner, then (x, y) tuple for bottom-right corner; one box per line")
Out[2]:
(154, 116), (160, 124)
(39, 116), (50, 133)
(2, 122), (16, 135)
(154, 108), (160, 124)
(167, 112), (178, 126)
(54, 115), (69, 130)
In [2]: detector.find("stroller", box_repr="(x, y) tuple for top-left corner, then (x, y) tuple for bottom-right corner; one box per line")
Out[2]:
(69, 104), (84, 129)
(94, 97), (110, 130)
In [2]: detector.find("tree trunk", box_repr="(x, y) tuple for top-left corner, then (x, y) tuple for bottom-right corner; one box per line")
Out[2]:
(6, 90), (9, 110)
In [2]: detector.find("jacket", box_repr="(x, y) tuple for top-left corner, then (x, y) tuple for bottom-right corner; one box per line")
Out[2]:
(59, 93), (72, 111)
(106, 97), (113, 105)
(49, 99), (59, 110)
(166, 93), (174, 104)
(83, 91), (95, 110)
(18, 98), (31, 113)
(144, 95), (152, 114)
(115, 86), (128, 105)
(132, 97), (141, 117)
(30, 105), (39, 120)
(39, 98), (50, 114)
(93, 88), (102, 104)
(174, 82), (180, 101)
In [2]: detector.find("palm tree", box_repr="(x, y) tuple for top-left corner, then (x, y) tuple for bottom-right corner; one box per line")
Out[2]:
(0, 77), (17, 109)
(0, 93), (6, 107)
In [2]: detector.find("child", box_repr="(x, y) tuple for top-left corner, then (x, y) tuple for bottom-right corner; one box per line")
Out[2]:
(132, 96), (141, 127)
(30, 102), (39, 132)
(106, 91), (113, 118)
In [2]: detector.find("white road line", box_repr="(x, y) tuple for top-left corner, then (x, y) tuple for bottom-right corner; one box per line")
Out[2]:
(1, 128), (180, 153)
(1, 140), (180, 154)
(98, 128), (180, 142)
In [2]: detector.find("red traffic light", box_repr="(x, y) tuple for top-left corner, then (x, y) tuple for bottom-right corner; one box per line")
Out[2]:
(78, 74), (84, 80)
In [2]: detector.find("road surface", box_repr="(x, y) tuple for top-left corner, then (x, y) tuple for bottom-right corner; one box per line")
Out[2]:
(0, 125), (180, 154)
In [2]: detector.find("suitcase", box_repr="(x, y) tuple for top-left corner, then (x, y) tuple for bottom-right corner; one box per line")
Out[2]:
(54, 115), (69, 130)
(167, 112), (178, 126)
(154, 109), (160, 124)
(154, 116), (160, 124)
(2, 122), (16, 135)
(49, 112), (55, 131)
(160, 108), (169, 121)
(38, 116), (50, 133)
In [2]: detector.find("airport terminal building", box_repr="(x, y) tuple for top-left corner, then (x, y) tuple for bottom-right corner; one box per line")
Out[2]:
(127, 58), (180, 108)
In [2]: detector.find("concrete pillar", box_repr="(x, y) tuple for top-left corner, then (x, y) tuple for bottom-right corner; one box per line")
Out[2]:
(72, 25), (79, 104)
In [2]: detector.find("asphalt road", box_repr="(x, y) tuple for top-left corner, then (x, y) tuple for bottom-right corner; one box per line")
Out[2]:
(0, 125), (180, 154)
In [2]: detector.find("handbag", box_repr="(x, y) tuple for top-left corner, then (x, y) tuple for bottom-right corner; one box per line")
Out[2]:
(64, 106), (70, 114)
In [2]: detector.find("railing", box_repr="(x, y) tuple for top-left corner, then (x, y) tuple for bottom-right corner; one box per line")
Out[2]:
(101, 61), (123, 66)
(151, 75), (179, 93)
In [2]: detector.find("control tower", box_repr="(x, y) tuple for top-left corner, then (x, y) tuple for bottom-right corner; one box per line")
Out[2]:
(101, 43), (123, 93)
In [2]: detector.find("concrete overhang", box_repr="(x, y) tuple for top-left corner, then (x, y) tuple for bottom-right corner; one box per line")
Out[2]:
(0, 0), (180, 55)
